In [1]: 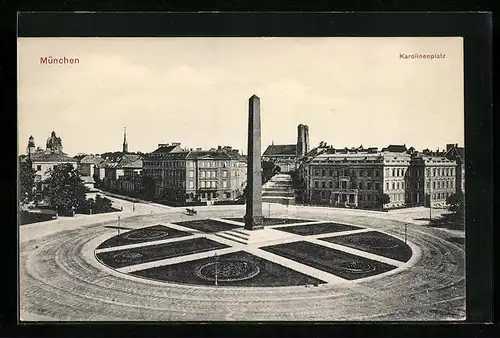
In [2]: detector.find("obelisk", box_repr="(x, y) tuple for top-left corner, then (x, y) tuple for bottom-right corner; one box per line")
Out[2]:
(244, 95), (264, 230)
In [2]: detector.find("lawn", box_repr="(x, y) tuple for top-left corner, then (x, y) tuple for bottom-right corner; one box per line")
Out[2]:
(172, 219), (243, 233)
(275, 222), (363, 236)
(96, 225), (193, 249)
(96, 237), (229, 269)
(224, 217), (316, 226)
(130, 250), (325, 287)
(261, 241), (396, 280)
(320, 231), (412, 262)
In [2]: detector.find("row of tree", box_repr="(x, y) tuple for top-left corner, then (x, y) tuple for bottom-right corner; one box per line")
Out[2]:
(20, 162), (116, 215)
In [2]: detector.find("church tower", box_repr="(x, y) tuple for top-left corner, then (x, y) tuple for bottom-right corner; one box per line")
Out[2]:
(27, 135), (36, 159)
(122, 127), (128, 153)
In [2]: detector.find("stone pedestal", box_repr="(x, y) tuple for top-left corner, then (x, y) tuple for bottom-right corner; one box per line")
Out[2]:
(245, 95), (264, 231)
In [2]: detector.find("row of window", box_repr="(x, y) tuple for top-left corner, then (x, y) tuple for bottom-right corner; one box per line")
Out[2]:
(198, 170), (228, 178)
(198, 181), (229, 189)
(426, 167), (455, 177)
(427, 180), (455, 190)
(313, 180), (381, 191)
(313, 168), (381, 178)
(385, 181), (405, 191)
(432, 192), (451, 200)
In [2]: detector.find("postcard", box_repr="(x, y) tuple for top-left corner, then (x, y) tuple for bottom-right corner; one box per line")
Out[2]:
(18, 36), (465, 321)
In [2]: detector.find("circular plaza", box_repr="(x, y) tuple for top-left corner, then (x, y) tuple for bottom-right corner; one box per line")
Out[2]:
(19, 202), (465, 321)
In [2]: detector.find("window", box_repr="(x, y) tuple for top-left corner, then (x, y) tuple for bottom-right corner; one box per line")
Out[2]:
(329, 170), (333, 176)
(367, 169), (372, 177)
(360, 182), (365, 190)
(321, 181), (326, 188)
(322, 169), (326, 176)
(314, 170), (320, 176)
(367, 182), (372, 190)
(189, 171), (194, 178)
(426, 181), (430, 188)
(374, 170), (380, 177)
(375, 182), (380, 190)
(360, 169), (365, 177)
(433, 181), (436, 189)
(314, 181), (319, 188)
(329, 181), (333, 188)
(189, 181), (194, 188)
(222, 181), (227, 188)
(200, 162), (204, 168)
(392, 169), (395, 176)
(451, 181), (454, 188)
(426, 168), (430, 176)
(392, 182), (395, 190)
(396, 182), (400, 190)
(201, 181), (206, 188)
(386, 182), (389, 190)
(36, 165), (42, 171)
(223, 171), (227, 178)
(433, 168), (436, 176)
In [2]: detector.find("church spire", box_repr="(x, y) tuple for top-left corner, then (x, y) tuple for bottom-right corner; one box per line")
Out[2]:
(122, 127), (128, 153)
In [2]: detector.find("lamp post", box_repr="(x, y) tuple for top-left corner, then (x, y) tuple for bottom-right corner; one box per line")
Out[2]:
(214, 252), (218, 286)
(404, 223), (407, 244)
(429, 177), (432, 222)
(117, 216), (121, 236)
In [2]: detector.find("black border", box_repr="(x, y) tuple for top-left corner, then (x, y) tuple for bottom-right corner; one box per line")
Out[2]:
(4, 9), (494, 338)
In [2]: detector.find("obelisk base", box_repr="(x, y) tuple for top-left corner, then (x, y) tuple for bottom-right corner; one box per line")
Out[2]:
(244, 215), (264, 231)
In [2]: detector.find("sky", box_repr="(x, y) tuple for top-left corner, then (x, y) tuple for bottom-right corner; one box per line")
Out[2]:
(18, 37), (464, 156)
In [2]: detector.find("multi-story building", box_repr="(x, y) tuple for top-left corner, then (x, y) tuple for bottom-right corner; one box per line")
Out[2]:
(262, 123), (310, 173)
(22, 132), (78, 195)
(442, 143), (465, 194)
(301, 144), (411, 208)
(143, 144), (247, 204)
(408, 152), (457, 207)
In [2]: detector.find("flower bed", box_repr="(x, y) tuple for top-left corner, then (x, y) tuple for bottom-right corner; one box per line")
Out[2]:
(275, 222), (362, 236)
(131, 250), (324, 287)
(96, 237), (229, 269)
(320, 231), (412, 262)
(261, 241), (396, 280)
(172, 219), (242, 233)
(223, 217), (316, 226)
(96, 225), (193, 249)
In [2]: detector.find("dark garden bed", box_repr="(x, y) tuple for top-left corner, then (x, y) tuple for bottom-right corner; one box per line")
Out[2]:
(96, 237), (229, 269)
(320, 231), (412, 262)
(261, 241), (396, 280)
(172, 219), (243, 233)
(130, 250), (325, 287)
(275, 222), (363, 236)
(97, 224), (193, 249)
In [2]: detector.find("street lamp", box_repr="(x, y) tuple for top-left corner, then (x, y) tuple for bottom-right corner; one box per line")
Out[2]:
(404, 223), (408, 244)
(117, 216), (121, 236)
(214, 252), (218, 286)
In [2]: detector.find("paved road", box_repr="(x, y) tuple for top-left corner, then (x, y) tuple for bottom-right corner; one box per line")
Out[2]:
(19, 205), (464, 321)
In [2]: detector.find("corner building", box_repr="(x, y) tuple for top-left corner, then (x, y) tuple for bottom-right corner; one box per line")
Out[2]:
(302, 145), (411, 208)
(143, 144), (247, 204)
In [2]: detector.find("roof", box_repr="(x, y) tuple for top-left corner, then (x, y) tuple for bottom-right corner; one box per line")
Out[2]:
(443, 145), (464, 161)
(186, 151), (232, 160)
(80, 155), (105, 164)
(116, 154), (143, 169)
(152, 145), (182, 154)
(381, 144), (408, 153)
(29, 151), (78, 163)
(263, 144), (297, 156)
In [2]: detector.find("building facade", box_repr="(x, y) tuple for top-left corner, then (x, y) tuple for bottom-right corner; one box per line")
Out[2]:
(143, 144), (247, 204)
(262, 123), (310, 172)
(408, 153), (457, 207)
(23, 132), (78, 195)
(301, 145), (411, 209)
(299, 142), (457, 209)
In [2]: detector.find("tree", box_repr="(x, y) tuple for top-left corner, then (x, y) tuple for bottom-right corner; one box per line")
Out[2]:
(446, 191), (464, 215)
(44, 163), (90, 214)
(19, 160), (36, 204)
(139, 176), (156, 200)
(376, 193), (391, 208)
